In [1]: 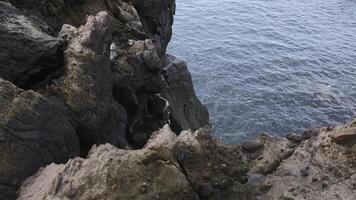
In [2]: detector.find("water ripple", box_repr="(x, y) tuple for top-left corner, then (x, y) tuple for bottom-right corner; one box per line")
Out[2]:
(168, 0), (356, 143)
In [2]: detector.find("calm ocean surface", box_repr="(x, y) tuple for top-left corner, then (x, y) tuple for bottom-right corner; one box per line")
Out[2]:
(168, 0), (356, 143)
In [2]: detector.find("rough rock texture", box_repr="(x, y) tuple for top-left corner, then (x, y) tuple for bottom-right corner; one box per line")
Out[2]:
(244, 124), (356, 200)
(243, 134), (296, 175)
(0, 0), (210, 198)
(52, 11), (129, 154)
(162, 54), (210, 133)
(0, 1), (63, 89)
(173, 129), (249, 199)
(18, 125), (248, 200)
(0, 79), (79, 200)
(131, 0), (176, 53)
(6, 0), (208, 147)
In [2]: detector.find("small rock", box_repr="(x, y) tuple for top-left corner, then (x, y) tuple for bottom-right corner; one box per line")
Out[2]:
(59, 24), (77, 43)
(142, 50), (162, 72)
(312, 177), (319, 182)
(242, 139), (264, 151)
(286, 133), (303, 143)
(139, 182), (149, 194)
(330, 128), (356, 144)
(198, 184), (213, 197)
(300, 166), (309, 177)
(321, 182), (329, 189)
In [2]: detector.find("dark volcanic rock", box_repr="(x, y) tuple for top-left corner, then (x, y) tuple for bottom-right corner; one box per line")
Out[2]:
(132, 0), (176, 53)
(162, 54), (210, 133)
(9, 0), (114, 33)
(0, 0), (214, 198)
(0, 78), (79, 200)
(0, 1), (63, 89)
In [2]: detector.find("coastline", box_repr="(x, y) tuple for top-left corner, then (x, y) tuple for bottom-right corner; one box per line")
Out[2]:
(0, 0), (355, 199)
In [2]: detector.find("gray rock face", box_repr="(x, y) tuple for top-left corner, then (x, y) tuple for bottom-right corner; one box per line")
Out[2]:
(173, 130), (249, 199)
(162, 54), (210, 133)
(0, 79), (79, 200)
(0, 1), (63, 89)
(330, 127), (356, 144)
(18, 127), (198, 200)
(1, 1), (355, 199)
(17, 125), (251, 200)
(246, 124), (356, 200)
(0, 1), (212, 198)
(132, 0), (176, 53)
(52, 11), (129, 154)
(6, 0), (205, 147)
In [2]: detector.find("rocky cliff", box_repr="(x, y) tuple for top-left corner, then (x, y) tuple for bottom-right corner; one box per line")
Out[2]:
(0, 0), (209, 199)
(0, 0), (355, 200)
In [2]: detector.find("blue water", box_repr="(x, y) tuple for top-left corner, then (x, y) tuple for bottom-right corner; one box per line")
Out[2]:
(168, 0), (356, 143)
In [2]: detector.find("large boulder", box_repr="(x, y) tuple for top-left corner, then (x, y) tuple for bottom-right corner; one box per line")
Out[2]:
(0, 1), (63, 89)
(131, 0), (176, 53)
(0, 79), (79, 200)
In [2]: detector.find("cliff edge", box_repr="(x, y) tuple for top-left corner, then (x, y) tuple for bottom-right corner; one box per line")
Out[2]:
(0, 0), (355, 200)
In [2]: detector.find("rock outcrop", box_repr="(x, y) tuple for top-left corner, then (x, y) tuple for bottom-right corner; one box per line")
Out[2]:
(16, 121), (356, 200)
(17, 126), (248, 200)
(0, 0), (209, 199)
(262, 125), (356, 200)
(0, 0), (355, 200)
(54, 11), (129, 154)
(162, 55), (210, 133)
(240, 124), (356, 200)
(0, 1), (63, 89)
(0, 78), (79, 200)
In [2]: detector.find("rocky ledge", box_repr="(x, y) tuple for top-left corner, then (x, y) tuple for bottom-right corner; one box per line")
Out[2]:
(0, 0), (355, 200)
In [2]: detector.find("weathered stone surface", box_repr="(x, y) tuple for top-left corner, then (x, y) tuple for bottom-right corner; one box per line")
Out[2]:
(242, 138), (264, 151)
(251, 124), (356, 200)
(173, 129), (249, 199)
(132, 0), (176, 53)
(17, 126), (198, 200)
(6, 0), (202, 149)
(18, 125), (253, 200)
(162, 54), (210, 133)
(0, 78), (79, 200)
(286, 133), (303, 143)
(51, 11), (129, 154)
(241, 134), (296, 175)
(0, 1), (63, 89)
(330, 127), (356, 144)
(9, 0), (112, 32)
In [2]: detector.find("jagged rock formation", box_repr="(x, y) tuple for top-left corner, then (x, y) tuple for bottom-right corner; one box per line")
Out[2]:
(18, 126), (248, 200)
(254, 123), (356, 200)
(0, 78), (79, 200)
(0, 0), (209, 199)
(162, 54), (210, 133)
(1, 0), (355, 200)
(0, 1), (63, 89)
(55, 11), (129, 153)
(16, 120), (356, 200)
